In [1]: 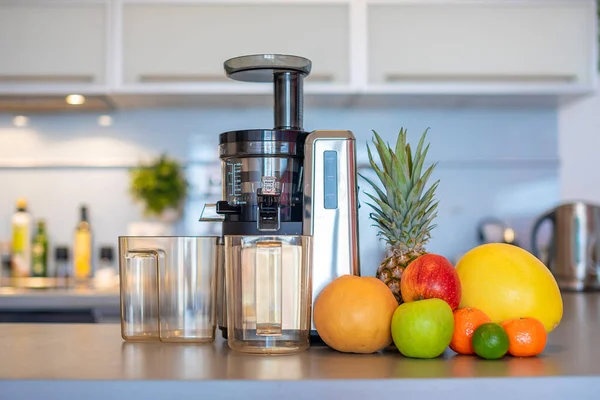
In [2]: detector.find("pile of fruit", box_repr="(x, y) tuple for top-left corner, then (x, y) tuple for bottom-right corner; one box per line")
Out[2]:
(313, 128), (563, 359)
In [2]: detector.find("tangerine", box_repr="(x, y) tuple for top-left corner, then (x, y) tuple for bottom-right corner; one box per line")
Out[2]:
(500, 317), (547, 357)
(449, 307), (491, 355)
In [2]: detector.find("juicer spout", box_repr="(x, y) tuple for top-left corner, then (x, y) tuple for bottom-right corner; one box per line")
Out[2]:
(256, 176), (281, 232)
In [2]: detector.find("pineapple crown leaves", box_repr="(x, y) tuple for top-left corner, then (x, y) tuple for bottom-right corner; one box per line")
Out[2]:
(358, 127), (440, 248)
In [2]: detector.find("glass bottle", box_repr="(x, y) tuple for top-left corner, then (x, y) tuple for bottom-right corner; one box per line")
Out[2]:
(54, 246), (72, 288)
(98, 247), (115, 271)
(0, 241), (11, 279)
(94, 246), (118, 289)
(31, 220), (49, 277)
(74, 205), (92, 280)
(11, 198), (31, 277)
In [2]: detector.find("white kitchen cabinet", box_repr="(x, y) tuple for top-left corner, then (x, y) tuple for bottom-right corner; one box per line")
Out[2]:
(367, 1), (596, 93)
(119, 2), (350, 88)
(0, 0), (594, 103)
(0, 1), (108, 91)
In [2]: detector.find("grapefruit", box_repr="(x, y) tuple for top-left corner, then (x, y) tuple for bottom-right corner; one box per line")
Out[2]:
(455, 243), (562, 332)
(313, 275), (398, 353)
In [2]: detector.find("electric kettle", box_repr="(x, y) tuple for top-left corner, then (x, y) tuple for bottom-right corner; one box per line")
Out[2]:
(530, 202), (600, 291)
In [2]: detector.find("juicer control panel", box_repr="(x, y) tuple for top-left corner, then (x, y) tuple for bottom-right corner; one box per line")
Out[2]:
(323, 151), (338, 210)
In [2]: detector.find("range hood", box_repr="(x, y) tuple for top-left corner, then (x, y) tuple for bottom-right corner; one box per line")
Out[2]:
(0, 95), (115, 113)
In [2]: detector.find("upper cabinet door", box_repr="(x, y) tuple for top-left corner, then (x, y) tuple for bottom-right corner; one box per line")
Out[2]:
(120, 2), (350, 86)
(367, 1), (595, 89)
(0, 1), (107, 88)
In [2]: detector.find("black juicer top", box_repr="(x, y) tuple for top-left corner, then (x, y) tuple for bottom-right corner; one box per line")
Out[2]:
(219, 129), (306, 158)
(216, 54), (312, 236)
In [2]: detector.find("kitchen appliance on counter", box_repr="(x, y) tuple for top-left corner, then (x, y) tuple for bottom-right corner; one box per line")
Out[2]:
(202, 54), (361, 353)
(531, 202), (600, 292)
(477, 217), (518, 246)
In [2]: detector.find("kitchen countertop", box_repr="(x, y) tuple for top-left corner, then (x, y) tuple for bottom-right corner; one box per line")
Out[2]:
(0, 278), (119, 310)
(0, 293), (598, 400)
(0, 287), (119, 309)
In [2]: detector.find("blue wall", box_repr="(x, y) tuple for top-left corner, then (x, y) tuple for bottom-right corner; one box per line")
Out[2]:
(0, 104), (558, 275)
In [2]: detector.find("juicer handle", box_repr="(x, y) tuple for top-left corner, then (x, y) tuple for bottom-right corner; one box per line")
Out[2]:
(530, 209), (556, 268)
(587, 231), (599, 277)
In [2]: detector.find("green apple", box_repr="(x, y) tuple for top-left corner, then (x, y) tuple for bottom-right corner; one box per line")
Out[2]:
(391, 298), (454, 358)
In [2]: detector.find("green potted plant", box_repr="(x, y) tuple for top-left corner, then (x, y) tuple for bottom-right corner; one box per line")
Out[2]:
(129, 154), (188, 223)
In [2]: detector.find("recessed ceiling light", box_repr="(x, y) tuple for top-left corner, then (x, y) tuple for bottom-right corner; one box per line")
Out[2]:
(97, 115), (113, 127)
(13, 115), (29, 127)
(66, 94), (86, 105)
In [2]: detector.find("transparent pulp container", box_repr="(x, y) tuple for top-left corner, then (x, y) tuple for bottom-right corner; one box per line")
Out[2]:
(225, 235), (312, 354)
(119, 236), (220, 342)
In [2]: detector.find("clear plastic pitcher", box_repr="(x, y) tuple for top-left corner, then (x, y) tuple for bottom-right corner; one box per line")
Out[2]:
(225, 235), (312, 354)
(119, 236), (220, 342)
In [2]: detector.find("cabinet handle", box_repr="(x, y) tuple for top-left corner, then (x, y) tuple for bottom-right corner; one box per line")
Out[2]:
(384, 73), (577, 83)
(306, 73), (334, 82)
(0, 75), (95, 83)
(139, 73), (335, 83)
(138, 74), (229, 83)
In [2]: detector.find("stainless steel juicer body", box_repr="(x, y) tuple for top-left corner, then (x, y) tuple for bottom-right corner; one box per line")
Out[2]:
(303, 130), (361, 332)
(210, 54), (360, 341)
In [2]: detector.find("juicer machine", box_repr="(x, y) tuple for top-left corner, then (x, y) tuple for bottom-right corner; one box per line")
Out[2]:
(205, 54), (361, 346)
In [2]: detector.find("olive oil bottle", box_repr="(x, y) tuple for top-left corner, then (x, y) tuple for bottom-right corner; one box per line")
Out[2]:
(73, 205), (92, 279)
(31, 220), (49, 277)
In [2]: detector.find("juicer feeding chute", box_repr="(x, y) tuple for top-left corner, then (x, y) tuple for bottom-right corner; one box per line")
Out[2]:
(224, 54), (310, 131)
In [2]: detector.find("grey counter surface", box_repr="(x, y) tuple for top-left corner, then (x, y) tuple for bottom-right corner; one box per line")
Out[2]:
(0, 280), (119, 310)
(0, 293), (598, 400)
(0, 289), (119, 309)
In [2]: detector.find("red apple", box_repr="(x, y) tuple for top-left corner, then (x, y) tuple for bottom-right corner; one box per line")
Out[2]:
(400, 253), (462, 310)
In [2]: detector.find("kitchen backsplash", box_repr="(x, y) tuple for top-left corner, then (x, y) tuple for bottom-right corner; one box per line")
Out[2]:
(0, 105), (558, 276)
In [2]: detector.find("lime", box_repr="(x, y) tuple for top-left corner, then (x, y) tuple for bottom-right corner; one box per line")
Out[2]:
(472, 322), (509, 360)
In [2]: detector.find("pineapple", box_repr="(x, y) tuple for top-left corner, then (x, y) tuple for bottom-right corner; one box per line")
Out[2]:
(360, 128), (440, 304)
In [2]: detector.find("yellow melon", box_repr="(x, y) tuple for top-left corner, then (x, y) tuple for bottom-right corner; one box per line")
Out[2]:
(455, 243), (562, 332)
(313, 275), (398, 353)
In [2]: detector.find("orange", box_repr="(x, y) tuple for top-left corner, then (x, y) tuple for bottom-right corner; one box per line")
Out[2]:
(449, 307), (491, 355)
(313, 275), (398, 354)
(500, 317), (547, 357)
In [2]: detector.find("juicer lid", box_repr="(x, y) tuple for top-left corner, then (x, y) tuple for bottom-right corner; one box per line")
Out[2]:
(219, 129), (306, 144)
(218, 129), (307, 158)
(224, 54), (311, 82)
